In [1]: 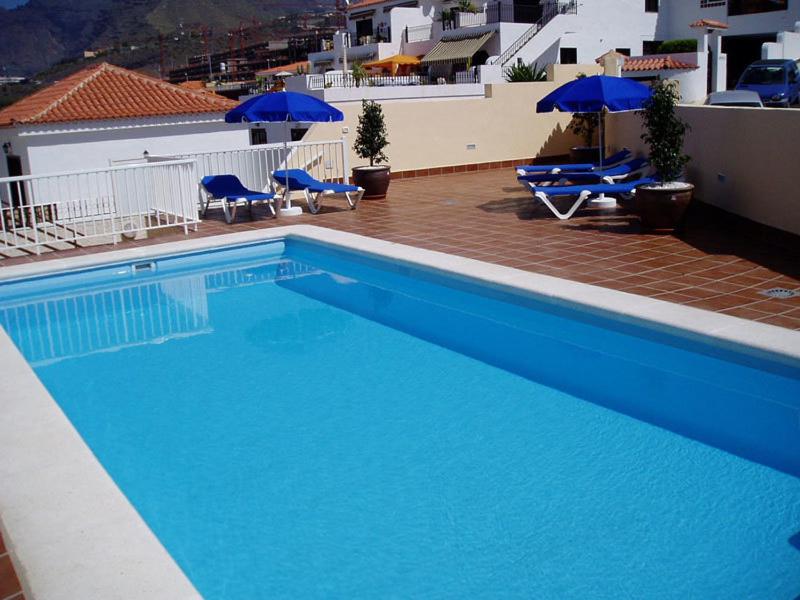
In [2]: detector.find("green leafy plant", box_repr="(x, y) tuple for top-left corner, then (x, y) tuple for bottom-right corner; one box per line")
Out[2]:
(656, 39), (697, 54)
(457, 0), (478, 13)
(639, 79), (690, 183)
(505, 62), (547, 82)
(351, 62), (368, 88)
(568, 112), (600, 147)
(439, 8), (456, 28)
(354, 100), (389, 166)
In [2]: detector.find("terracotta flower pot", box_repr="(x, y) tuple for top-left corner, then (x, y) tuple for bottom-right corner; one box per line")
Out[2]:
(634, 182), (694, 230)
(352, 165), (391, 199)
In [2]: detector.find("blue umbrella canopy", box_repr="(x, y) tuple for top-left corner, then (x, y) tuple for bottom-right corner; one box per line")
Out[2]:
(225, 91), (344, 123)
(536, 75), (652, 114)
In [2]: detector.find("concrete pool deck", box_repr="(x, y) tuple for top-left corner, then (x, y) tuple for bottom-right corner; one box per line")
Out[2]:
(2, 169), (799, 330)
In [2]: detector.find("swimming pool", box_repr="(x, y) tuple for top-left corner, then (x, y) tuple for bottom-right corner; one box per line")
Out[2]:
(1, 229), (799, 599)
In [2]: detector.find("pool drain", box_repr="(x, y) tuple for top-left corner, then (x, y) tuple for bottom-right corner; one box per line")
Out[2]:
(759, 288), (799, 299)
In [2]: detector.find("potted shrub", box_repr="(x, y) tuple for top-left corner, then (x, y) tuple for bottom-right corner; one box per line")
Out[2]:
(567, 111), (600, 163)
(635, 79), (693, 230)
(567, 72), (600, 163)
(352, 99), (391, 198)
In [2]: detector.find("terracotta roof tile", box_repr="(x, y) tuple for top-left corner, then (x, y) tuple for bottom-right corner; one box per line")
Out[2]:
(690, 18), (729, 29)
(347, 0), (390, 11)
(0, 63), (237, 127)
(256, 61), (310, 76)
(622, 55), (699, 72)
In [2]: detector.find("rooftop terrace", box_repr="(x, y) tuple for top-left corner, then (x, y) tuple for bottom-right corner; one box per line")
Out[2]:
(1, 168), (799, 330)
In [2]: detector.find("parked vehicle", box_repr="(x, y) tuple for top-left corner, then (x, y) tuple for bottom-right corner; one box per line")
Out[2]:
(704, 90), (764, 107)
(735, 59), (800, 107)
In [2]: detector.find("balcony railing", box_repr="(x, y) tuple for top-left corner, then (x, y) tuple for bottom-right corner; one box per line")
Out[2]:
(307, 71), (479, 90)
(405, 23), (433, 43)
(489, 0), (577, 65)
(455, 11), (488, 28)
(486, 0), (576, 24)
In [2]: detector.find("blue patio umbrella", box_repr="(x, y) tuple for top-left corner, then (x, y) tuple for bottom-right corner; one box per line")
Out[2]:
(537, 75), (652, 167)
(225, 91), (344, 215)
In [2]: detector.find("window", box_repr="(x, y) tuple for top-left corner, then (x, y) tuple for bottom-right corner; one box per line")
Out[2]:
(645, 0), (658, 12)
(291, 128), (308, 142)
(740, 65), (785, 85)
(729, 0), (787, 15)
(560, 47), (577, 64)
(250, 128), (267, 145)
(355, 18), (374, 41)
(615, 48), (631, 56)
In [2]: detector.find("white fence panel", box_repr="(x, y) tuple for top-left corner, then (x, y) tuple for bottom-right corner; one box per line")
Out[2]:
(0, 159), (199, 254)
(162, 138), (349, 211)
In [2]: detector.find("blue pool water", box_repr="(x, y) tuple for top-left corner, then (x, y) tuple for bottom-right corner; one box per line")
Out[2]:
(1, 239), (799, 599)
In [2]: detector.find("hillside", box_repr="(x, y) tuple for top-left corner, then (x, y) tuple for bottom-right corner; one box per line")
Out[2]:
(0, 0), (331, 76)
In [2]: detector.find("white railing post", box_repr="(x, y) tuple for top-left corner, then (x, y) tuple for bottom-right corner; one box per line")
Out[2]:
(340, 135), (351, 184)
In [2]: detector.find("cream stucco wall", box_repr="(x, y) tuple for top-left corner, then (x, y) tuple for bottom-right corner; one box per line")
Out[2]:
(303, 81), (583, 173)
(607, 105), (800, 236)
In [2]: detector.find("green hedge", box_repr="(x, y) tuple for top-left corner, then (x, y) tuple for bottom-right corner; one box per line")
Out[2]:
(657, 39), (698, 54)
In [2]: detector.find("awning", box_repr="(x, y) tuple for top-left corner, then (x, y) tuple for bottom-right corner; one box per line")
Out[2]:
(421, 32), (494, 65)
(363, 54), (421, 69)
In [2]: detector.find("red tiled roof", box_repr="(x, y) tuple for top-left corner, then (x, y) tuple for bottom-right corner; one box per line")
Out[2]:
(347, 0), (389, 11)
(690, 18), (729, 29)
(256, 61), (310, 76)
(0, 62), (237, 127)
(622, 56), (699, 72)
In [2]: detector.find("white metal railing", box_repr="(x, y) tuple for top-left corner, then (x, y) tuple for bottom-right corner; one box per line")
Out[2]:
(455, 69), (479, 84)
(405, 23), (433, 43)
(455, 11), (487, 28)
(162, 138), (350, 209)
(0, 159), (199, 255)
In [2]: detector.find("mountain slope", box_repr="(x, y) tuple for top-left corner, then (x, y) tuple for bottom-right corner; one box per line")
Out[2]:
(0, 0), (327, 76)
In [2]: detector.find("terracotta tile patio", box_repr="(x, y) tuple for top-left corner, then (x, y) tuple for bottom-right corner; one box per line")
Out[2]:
(2, 168), (799, 330)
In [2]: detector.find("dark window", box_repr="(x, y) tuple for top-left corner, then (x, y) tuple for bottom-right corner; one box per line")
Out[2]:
(645, 0), (658, 12)
(355, 18), (373, 41)
(560, 47), (577, 64)
(642, 41), (661, 55)
(729, 0), (787, 15)
(291, 128), (307, 142)
(250, 128), (268, 145)
(615, 48), (631, 56)
(740, 65), (786, 85)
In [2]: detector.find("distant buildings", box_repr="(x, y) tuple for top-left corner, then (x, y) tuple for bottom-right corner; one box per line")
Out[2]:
(307, 0), (799, 90)
(167, 29), (337, 98)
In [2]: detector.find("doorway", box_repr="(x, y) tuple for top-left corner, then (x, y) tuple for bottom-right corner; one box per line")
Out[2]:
(5, 154), (26, 206)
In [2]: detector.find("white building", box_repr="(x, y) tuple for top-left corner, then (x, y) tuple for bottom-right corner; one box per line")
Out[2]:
(304, 0), (799, 98)
(0, 62), (254, 177)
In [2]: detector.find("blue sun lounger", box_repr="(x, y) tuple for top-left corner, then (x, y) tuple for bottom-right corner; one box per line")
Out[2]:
(515, 148), (631, 176)
(272, 169), (364, 214)
(527, 176), (656, 220)
(200, 175), (280, 223)
(518, 158), (650, 185)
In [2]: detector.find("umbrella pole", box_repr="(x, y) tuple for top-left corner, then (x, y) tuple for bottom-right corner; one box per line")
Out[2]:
(589, 109), (616, 208)
(598, 111), (603, 168)
(281, 119), (303, 217)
